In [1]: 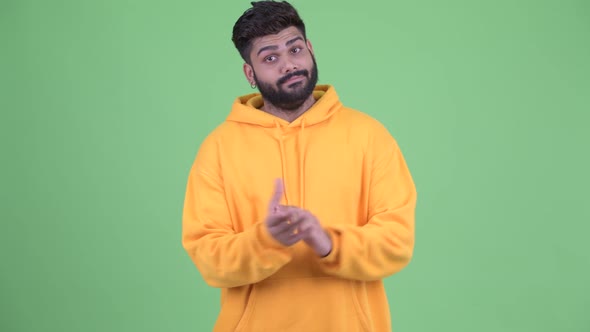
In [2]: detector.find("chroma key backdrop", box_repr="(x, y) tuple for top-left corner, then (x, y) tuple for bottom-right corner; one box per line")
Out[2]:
(1, 0), (589, 331)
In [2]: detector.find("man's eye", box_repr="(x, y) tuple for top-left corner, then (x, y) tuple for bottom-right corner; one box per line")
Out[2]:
(264, 56), (276, 62)
(291, 47), (302, 54)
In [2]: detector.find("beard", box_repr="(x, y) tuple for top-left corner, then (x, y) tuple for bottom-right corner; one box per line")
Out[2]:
(253, 56), (319, 111)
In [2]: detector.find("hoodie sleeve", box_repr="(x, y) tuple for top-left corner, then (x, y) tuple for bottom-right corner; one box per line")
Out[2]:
(318, 122), (416, 281)
(182, 134), (293, 288)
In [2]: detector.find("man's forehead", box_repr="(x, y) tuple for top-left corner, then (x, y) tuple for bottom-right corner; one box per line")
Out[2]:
(252, 27), (303, 49)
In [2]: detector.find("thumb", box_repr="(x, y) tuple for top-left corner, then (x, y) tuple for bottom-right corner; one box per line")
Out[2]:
(268, 178), (284, 213)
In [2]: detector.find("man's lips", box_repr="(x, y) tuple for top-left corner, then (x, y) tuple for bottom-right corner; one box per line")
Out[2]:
(283, 75), (305, 85)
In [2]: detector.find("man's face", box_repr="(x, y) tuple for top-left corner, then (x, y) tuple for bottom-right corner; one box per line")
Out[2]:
(245, 26), (318, 111)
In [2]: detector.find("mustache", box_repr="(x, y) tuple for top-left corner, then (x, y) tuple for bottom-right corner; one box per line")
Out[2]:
(277, 70), (309, 85)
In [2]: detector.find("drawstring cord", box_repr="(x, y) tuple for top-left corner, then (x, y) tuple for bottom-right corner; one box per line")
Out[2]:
(275, 117), (307, 208)
(299, 118), (306, 208)
(275, 121), (290, 205)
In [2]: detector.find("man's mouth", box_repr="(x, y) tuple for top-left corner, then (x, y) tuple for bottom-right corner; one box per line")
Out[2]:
(284, 75), (305, 85)
(278, 70), (309, 86)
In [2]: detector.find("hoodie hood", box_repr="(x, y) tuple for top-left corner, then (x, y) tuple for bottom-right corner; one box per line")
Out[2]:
(224, 84), (342, 208)
(226, 84), (342, 127)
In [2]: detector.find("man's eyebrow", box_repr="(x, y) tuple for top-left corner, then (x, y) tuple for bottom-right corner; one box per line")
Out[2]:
(256, 36), (304, 56)
(285, 36), (304, 46)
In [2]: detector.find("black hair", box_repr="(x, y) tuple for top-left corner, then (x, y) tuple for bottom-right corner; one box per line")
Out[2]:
(232, 1), (306, 63)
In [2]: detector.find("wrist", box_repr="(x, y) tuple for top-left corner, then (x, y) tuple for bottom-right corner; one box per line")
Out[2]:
(313, 229), (332, 257)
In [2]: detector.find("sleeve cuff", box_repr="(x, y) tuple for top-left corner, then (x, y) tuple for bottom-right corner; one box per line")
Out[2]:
(256, 222), (292, 252)
(318, 227), (340, 264)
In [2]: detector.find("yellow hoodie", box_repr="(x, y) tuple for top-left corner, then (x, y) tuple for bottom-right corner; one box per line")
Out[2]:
(182, 85), (416, 332)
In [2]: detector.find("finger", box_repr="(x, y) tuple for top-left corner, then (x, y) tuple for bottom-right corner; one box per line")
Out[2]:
(273, 211), (306, 237)
(266, 209), (291, 227)
(273, 223), (301, 239)
(297, 219), (313, 235)
(268, 211), (301, 233)
(278, 206), (307, 226)
(268, 178), (284, 213)
(277, 229), (305, 246)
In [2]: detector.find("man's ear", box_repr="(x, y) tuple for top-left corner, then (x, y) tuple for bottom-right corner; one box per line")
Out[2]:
(306, 39), (314, 56)
(243, 63), (255, 85)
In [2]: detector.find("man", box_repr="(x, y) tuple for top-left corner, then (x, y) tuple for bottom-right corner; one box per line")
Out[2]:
(182, 1), (416, 331)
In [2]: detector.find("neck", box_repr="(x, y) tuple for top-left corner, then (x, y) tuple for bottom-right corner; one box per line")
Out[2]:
(260, 93), (316, 123)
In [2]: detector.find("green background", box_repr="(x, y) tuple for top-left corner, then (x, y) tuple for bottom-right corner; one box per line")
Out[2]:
(2, 0), (589, 331)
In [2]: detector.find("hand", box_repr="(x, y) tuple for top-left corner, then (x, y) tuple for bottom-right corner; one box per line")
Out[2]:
(264, 179), (307, 246)
(281, 207), (333, 257)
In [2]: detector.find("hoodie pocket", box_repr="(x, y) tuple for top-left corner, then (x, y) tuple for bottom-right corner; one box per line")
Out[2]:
(233, 285), (259, 331)
(234, 277), (371, 332)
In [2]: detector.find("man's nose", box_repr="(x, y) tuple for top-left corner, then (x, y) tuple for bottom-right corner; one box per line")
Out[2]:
(281, 59), (298, 74)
